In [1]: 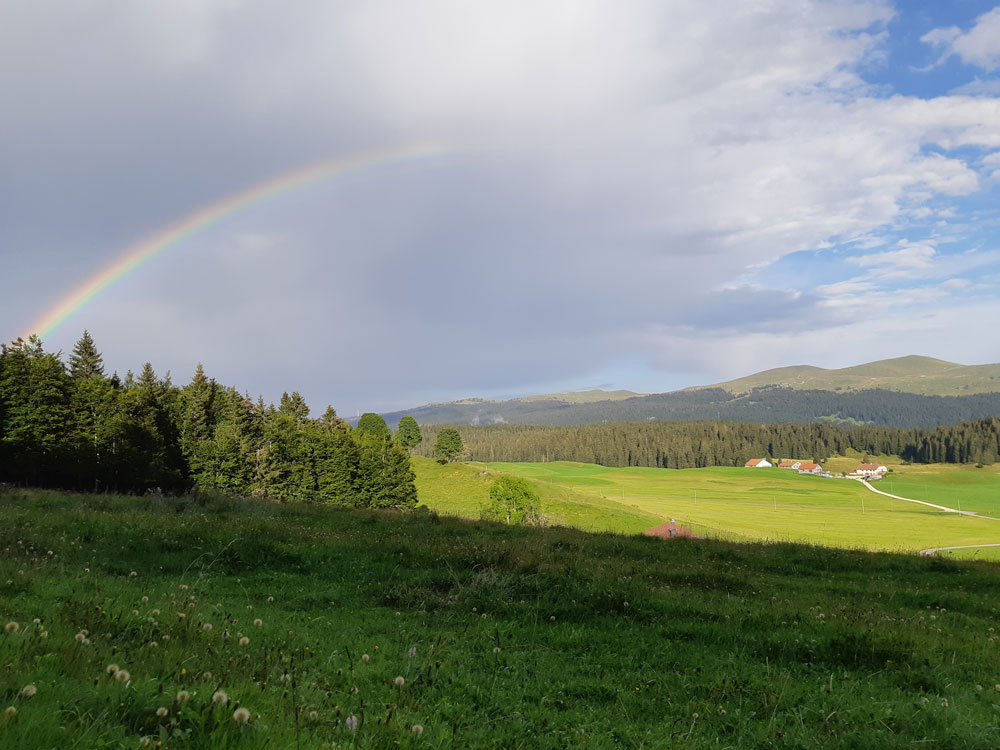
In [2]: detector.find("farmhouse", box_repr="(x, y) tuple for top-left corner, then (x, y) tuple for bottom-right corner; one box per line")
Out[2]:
(855, 463), (888, 477)
(744, 458), (772, 468)
(778, 460), (802, 469)
(797, 462), (823, 475)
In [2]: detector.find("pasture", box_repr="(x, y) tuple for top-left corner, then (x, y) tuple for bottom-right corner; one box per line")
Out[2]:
(415, 459), (1000, 554)
(3, 488), (1000, 748)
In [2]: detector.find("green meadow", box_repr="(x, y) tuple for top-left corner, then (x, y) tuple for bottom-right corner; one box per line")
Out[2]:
(414, 459), (1000, 554)
(4, 488), (1000, 749)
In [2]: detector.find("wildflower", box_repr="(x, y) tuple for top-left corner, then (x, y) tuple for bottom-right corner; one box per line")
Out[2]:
(116, 670), (131, 683)
(408, 647), (417, 658)
(346, 715), (358, 732)
(156, 707), (168, 718)
(361, 654), (370, 663)
(212, 691), (228, 705)
(19, 684), (37, 698)
(4, 707), (15, 718)
(412, 724), (423, 735)
(177, 691), (190, 703)
(239, 636), (250, 646)
(106, 664), (120, 676)
(394, 676), (405, 687)
(233, 707), (250, 724)
(203, 623), (213, 632)
(253, 618), (262, 627)
(5, 622), (20, 634)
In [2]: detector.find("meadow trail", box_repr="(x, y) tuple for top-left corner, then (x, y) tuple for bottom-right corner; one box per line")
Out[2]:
(849, 477), (1000, 557)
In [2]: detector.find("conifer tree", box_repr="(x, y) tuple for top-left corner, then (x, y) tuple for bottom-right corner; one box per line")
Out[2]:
(356, 412), (390, 439)
(434, 428), (464, 464)
(397, 416), (422, 450)
(353, 430), (417, 509)
(68, 330), (104, 379)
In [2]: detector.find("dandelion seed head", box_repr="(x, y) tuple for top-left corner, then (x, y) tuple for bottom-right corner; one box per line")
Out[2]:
(253, 619), (262, 627)
(142, 596), (149, 603)
(203, 623), (213, 632)
(130, 571), (137, 578)
(239, 637), (250, 646)
(493, 646), (501, 653)
(32, 618), (40, 624)
(19, 684), (37, 698)
(5, 622), (20, 634)
(75, 632), (86, 643)
(156, 707), (168, 718)
(106, 664), (120, 676)
(177, 691), (190, 702)
(308, 710), (318, 721)
(267, 596), (274, 602)
(4, 707), (16, 718)
(361, 654), (370, 662)
(412, 724), (423, 735)
(139, 738), (151, 747)
(233, 707), (250, 724)
(115, 670), (131, 683)
(408, 647), (417, 658)
(212, 691), (229, 705)
(394, 676), (405, 687)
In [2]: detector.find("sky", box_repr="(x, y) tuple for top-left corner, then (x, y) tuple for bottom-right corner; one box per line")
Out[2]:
(2, 1), (1000, 414)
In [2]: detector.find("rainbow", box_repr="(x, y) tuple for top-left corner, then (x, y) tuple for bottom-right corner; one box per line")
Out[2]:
(23, 143), (449, 341)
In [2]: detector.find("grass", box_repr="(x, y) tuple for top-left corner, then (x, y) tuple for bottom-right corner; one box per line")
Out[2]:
(415, 459), (1000, 554)
(3, 488), (1000, 748)
(879, 464), (1000, 516)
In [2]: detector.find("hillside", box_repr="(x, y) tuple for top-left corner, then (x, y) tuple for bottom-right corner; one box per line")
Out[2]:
(375, 356), (1000, 427)
(694, 355), (1000, 396)
(3, 488), (1000, 748)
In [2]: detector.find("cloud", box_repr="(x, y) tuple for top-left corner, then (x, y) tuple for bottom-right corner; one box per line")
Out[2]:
(922, 7), (1000, 72)
(1, 1), (999, 409)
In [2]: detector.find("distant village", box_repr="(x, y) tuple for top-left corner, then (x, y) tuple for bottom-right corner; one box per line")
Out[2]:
(744, 458), (888, 480)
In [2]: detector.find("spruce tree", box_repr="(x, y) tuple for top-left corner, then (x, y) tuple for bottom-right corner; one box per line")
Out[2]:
(356, 412), (390, 439)
(397, 416), (422, 450)
(68, 330), (104, 379)
(434, 428), (464, 464)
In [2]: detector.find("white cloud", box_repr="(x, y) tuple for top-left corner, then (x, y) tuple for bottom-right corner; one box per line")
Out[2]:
(922, 7), (1000, 72)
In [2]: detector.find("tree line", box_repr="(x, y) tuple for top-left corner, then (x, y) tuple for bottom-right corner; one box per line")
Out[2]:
(411, 419), (1000, 469)
(0, 333), (418, 508)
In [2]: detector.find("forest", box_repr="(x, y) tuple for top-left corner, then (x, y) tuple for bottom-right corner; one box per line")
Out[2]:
(0, 333), (416, 506)
(375, 383), (1000, 428)
(411, 418), (1000, 469)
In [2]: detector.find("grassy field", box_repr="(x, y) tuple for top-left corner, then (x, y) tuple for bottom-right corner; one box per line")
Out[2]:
(3, 489), (1000, 748)
(878, 464), (1000, 516)
(413, 459), (1000, 554)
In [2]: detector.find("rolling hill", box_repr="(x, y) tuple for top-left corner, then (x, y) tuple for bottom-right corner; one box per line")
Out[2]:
(372, 356), (1000, 428)
(691, 355), (1000, 396)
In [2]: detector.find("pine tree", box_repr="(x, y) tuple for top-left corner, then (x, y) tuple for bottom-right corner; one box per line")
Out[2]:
(353, 430), (417, 509)
(68, 330), (104, 379)
(434, 428), (464, 464)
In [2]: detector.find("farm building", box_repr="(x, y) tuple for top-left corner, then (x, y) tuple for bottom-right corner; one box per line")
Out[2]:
(744, 458), (772, 468)
(797, 462), (823, 475)
(778, 460), (802, 469)
(854, 463), (888, 476)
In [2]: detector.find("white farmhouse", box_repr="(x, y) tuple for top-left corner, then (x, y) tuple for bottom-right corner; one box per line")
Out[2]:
(855, 463), (888, 477)
(744, 458), (772, 468)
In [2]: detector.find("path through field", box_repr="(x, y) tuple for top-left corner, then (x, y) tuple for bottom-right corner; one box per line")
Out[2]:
(853, 478), (1000, 556)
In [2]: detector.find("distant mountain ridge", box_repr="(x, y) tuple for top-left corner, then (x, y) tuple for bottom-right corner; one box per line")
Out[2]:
(690, 355), (1000, 397)
(370, 356), (1000, 428)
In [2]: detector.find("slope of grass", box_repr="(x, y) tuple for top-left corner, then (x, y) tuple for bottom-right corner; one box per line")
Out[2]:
(412, 457), (661, 534)
(418, 461), (1000, 553)
(3, 489), (1000, 749)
